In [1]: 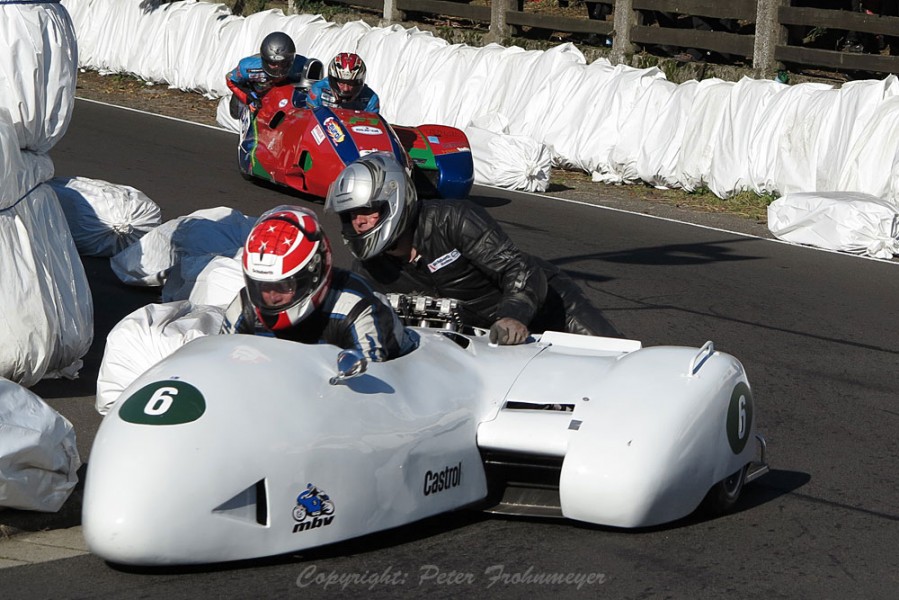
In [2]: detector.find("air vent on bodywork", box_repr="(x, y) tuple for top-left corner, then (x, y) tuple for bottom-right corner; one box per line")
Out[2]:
(212, 479), (268, 526)
(480, 451), (563, 518)
(504, 401), (574, 412)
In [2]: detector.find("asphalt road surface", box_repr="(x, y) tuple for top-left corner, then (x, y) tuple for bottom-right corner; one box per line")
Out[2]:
(1, 99), (897, 599)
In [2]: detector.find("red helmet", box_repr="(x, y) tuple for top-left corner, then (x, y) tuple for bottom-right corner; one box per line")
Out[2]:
(242, 206), (332, 331)
(328, 52), (366, 101)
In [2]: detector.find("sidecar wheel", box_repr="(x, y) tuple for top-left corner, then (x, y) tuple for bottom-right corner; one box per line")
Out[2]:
(292, 505), (307, 522)
(699, 465), (747, 517)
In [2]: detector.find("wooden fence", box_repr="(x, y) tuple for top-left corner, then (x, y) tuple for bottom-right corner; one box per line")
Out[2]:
(292, 0), (899, 77)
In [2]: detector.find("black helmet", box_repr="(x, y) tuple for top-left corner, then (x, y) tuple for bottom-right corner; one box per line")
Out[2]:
(260, 32), (296, 79)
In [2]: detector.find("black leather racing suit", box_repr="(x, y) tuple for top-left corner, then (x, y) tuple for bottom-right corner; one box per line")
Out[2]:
(353, 198), (622, 338)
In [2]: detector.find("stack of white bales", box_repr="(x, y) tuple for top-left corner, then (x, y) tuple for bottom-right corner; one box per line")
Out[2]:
(0, 0), (92, 386)
(0, 0), (86, 512)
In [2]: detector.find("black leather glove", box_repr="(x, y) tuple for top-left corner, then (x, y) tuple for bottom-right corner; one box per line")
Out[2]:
(489, 318), (529, 345)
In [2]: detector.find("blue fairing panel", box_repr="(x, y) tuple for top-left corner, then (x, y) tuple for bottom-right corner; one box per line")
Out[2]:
(435, 152), (474, 199)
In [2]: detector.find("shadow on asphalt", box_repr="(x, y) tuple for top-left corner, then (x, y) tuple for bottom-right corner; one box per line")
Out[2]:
(0, 464), (87, 534)
(104, 509), (492, 575)
(55, 470), (814, 574)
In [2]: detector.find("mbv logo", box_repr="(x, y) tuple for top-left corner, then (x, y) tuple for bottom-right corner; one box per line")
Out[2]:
(292, 515), (334, 533)
(423, 461), (462, 496)
(291, 483), (336, 534)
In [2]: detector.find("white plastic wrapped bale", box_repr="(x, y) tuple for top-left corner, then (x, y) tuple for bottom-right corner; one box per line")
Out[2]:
(110, 206), (254, 287)
(0, 0), (77, 152)
(767, 191), (899, 259)
(747, 82), (833, 196)
(0, 111), (55, 211)
(0, 377), (81, 512)
(707, 77), (785, 199)
(635, 80), (698, 190)
(216, 94), (240, 133)
(162, 252), (244, 305)
(96, 301), (225, 415)
(675, 78), (734, 193)
(466, 113), (552, 192)
(604, 77), (677, 185)
(1, 183), (94, 386)
(49, 176), (162, 257)
(62, 0), (334, 98)
(835, 93), (899, 200)
(186, 254), (244, 308)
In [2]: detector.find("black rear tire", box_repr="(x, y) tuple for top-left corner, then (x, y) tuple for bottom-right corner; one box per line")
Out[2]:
(699, 464), (747, 517)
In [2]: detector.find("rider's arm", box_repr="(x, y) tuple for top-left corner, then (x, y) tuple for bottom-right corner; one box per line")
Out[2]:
(364, 90), (380, 113)
(226, 63), (252, 106)
(305, 79), (325, 109)
(332, 275), (413, 361)
(448, 201), (547, 326)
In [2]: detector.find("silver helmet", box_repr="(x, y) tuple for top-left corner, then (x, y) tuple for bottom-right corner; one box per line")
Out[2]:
(325, 152), (418, 261)
(260, 32), (295, 79)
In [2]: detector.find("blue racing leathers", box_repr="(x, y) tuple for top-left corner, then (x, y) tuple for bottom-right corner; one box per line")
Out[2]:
(305, 78), (380, 112)
(226, 53), (307, 107)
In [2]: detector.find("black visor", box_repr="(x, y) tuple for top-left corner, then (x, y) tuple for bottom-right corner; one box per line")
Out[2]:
(264, 58), (290, 79)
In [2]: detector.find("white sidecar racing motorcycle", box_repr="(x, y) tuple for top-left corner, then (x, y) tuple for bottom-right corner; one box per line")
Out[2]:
(83, 296), (768, 566)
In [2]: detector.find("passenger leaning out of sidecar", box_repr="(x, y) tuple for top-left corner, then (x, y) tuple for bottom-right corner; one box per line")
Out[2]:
(221, 205), (415, 362)
(226, 31), (310, 119)
(324, 153), (623, 346)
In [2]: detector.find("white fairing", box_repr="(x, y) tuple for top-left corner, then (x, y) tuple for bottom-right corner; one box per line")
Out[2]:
(84, 332), (528, 565)
(84, 330), (760, 564)
(557, 346), (754, 528)
(477, 334), (757, 528)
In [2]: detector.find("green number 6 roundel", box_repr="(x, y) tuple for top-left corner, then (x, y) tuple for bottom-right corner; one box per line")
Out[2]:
(118, 380), (206, 425)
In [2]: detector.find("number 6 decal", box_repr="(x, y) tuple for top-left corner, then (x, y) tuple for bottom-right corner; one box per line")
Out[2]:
(144, 387), (178, 415)
(119, 381), (206, 425)
(727, 381), (753, 454)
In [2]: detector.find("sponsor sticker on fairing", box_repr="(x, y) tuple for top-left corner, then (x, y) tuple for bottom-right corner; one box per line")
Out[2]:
(423, 462), (462, 496)
(323, 117), (345, 143)
(352, 125), (383, 135)
(427, 135), (440, 144)
(292, 483), (336, 533)
(311, 125), (325, 145)
(278, 98), (289, 108)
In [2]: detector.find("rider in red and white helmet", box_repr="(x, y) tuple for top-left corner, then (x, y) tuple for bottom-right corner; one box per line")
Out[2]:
(305, 52), (380, 112)
(222, 205), (413, 361)
(242, 205), (332, 331)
